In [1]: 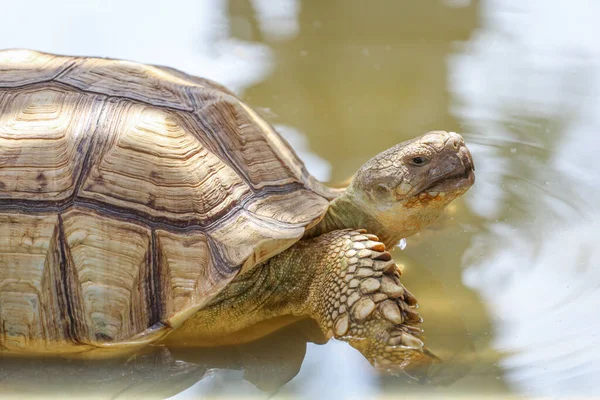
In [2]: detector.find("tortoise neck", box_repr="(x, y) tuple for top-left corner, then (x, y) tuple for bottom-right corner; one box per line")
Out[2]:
(306, 194), (402, 248)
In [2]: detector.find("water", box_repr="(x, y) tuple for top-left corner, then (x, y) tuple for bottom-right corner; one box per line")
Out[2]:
(1, 0), (599, 398)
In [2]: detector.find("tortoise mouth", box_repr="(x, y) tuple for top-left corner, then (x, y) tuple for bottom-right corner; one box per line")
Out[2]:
(420, 168), (474, 194)
(415, 149), (475, 196)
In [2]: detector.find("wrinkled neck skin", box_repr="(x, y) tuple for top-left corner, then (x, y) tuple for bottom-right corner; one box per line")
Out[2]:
(306, 190), (443, 249)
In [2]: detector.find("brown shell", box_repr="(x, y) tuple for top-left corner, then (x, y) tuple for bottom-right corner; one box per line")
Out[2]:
(0, 49), (331, 355)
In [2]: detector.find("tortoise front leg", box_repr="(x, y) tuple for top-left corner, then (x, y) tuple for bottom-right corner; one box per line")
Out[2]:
(294, 229), (437, 372)
(166, 229), (436, 374)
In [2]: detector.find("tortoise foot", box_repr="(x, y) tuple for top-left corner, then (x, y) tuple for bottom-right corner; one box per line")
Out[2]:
(313, 230), (436, 374)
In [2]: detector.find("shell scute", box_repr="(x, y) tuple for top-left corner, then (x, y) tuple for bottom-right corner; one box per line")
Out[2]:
(56, 57), (196, 111)
(193, 99), (305, 190)
(155, 230), (237, 328)
(0, 49), (73, 87)
(0, 86), (101, 201)
(60, 207), (153, 345)
(76, 101), (252, 225)
(0, 213), (71, 352)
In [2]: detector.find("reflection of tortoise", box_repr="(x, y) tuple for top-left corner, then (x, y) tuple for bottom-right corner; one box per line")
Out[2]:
(0, 49), (474, 370)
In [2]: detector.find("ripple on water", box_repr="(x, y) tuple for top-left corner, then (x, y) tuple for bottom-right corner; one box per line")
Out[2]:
(450, 0), (600, 397)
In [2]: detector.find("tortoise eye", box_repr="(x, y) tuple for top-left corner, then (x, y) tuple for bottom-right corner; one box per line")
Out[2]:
(410, 157), (428, 166)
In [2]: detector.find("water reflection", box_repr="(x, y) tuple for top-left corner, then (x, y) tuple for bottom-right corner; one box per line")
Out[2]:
(450, 0), (600, 397)
(0, 350), (205, 399)
(0, 320), (324, 398)
(0, 316), (474, 398)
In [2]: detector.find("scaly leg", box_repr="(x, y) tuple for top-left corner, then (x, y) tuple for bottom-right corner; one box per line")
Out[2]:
(297, 229), (436, 372)
(166, 230), (435, 373)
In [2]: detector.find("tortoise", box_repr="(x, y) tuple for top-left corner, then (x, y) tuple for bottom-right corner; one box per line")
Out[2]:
(0, 49), (474, 370)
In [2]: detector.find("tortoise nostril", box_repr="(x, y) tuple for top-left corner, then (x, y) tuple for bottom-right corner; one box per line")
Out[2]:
(446, 136), (462, 151)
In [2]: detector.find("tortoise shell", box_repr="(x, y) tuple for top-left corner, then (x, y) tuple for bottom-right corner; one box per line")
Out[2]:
(0, 49), (331, 355)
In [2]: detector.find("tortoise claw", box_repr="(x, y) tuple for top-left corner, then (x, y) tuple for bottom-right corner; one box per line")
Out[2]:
(380, 300), (403, 325)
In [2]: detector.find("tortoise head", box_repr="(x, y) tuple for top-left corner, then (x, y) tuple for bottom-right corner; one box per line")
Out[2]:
(345, 131), (475, 245)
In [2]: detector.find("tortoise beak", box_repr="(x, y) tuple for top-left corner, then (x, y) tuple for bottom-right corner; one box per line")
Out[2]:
(460, 142), (475, 173)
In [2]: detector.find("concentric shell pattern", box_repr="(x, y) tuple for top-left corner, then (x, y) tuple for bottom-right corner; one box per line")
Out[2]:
(0, 49), (330, 355)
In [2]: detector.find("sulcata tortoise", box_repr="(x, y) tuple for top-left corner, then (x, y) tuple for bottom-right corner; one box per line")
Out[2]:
(0, 49), (474, 370)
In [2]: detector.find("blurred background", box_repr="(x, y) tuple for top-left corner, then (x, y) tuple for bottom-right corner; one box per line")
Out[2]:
(1, 0), (599, 398)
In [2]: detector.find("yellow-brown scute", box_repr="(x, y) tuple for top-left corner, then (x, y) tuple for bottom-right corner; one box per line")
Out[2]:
(0, 87), (102, 201)
(0, 214), (69, 352)
(77, 102), (251, 223)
